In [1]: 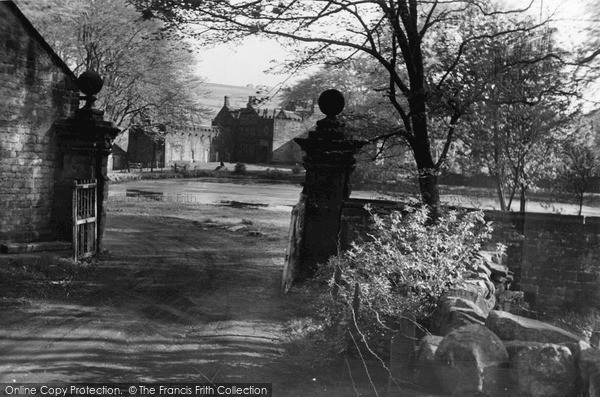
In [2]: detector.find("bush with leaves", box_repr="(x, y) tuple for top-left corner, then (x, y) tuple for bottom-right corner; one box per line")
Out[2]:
(233, 163), (247, 175)
(315, 204), (493, 352)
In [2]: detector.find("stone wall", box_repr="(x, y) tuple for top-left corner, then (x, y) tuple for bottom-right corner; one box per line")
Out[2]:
(0, 2), (78, 243)
(490, 211), (600, 315)
(341, 198), (600, 315)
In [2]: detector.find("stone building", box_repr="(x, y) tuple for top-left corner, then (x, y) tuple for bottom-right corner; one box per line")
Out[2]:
(109, 123), (221, 170)
(0, 1), (79, 243)
(164, 124), (221, 165)
(212, 96), (321, 164)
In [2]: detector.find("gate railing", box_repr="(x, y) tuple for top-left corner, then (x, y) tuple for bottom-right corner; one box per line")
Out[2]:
(73, 179), (98, 260)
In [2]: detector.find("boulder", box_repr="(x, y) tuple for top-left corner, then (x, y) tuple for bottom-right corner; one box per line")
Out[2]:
(434, 324), (510, 396)
(478, 250), (508, 266)
(497, 290), (525, 312)
(432, 297), (488, 336)
(579, 346), (600, 397)
(503, 340), (588, 362)
(475, 261), (492, 278)
(449, 278), (494, 301)
(486, 310), (583, 344)
(511, 344), (577, 397)
(414, 335), (443, 389)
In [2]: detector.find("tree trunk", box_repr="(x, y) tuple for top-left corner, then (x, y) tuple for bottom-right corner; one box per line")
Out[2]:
(150, 141), (156, 173)
(579, 193), (584, 216)
(492, 124), (506, 212)
(519, 184), (527, 213)
(493, 173), (507, 212)
(408, 92), (441, 219)
(507, 175), (519, 211)
(418, 169), (440, 218)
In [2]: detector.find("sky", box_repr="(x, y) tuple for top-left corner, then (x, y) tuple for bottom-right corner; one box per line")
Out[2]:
(195, 37), (296, 88)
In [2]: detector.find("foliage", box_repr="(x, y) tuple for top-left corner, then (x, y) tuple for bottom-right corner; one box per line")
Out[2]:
(132, 0), (560, 214)
(18, 0), (210, 136)
(456, 17), (577, 212)
(315, 205), (493, 350)
(291, 164), (302, 175)
(233, 163), (247, 175)
(0, 254), (98, 301)
(557, 119), (600, 215)
(280, 59), (405, 153)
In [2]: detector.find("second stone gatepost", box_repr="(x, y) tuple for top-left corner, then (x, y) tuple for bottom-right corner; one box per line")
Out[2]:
(293, 89), (368, 280)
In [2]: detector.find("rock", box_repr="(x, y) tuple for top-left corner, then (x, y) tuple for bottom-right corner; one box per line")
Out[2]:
(448, 279), (490, 301)
(432, 297), (488, 336)
(487, 262), (510, 278)
(446, 279), (496, 315)
(475, 262), (492, 278)
(478, 250), (507, 266)
(591, 323), (600, 349)
(486, 310), (583, 344)
(511, 344), (577, 397)
(497, 290), (525, 312)
(434, 324), (510, 396)
(504, 340), (547, 361)
(579, 345), (600, 397)
(503, 340), (585, 362)
(227, 225), (246, 232)
(246, 230), (267, 237)
(414, 335), (443, 390)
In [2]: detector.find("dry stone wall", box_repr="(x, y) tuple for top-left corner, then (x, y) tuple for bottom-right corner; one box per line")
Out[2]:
(485, 211), (600, 315)
(0, 2), (78, 242)
(341, 198), (600, 315)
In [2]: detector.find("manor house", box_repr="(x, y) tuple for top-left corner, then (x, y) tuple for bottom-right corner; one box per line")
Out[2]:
(212, 96), (322, 164)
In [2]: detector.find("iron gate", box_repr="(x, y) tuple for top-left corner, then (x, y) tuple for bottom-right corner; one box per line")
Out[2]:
(73, 179), (98, 260)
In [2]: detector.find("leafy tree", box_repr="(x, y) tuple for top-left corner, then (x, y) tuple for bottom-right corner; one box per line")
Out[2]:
(559, 119), (599, 215)
(18, 0), (210, 136)
(281, 59), (411, 168)
(574, 0), (600, 65)
(456, 17), (577, 213)
(131, 0), (550, 216)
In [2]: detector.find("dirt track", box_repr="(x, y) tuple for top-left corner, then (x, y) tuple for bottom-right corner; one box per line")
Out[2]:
(0, 212), (325, 390)
(0, 180), (431, 396)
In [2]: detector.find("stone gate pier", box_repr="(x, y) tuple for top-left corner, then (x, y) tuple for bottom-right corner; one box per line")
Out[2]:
(282, 89), (367, 287)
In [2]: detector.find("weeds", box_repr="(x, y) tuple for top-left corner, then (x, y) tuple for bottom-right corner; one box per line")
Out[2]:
(314, 205), (494, 357)
(0, 254), (98, 301)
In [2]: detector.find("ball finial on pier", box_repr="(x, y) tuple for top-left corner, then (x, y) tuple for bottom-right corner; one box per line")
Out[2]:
(318, 89), (345, 118)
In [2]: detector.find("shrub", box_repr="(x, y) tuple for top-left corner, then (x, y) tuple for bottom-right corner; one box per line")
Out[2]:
(265, 168), (287, 179)
(233, 163), (247, 175)
(315, 205), (494, 350)
(291, 164), (302, 174)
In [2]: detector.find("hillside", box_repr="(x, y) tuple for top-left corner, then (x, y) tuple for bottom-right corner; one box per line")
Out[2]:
(197, 83), (285, 121)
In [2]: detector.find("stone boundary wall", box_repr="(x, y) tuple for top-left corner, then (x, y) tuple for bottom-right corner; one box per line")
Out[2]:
(0, 2), (78, 242)
(341, 198), (600, 315)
